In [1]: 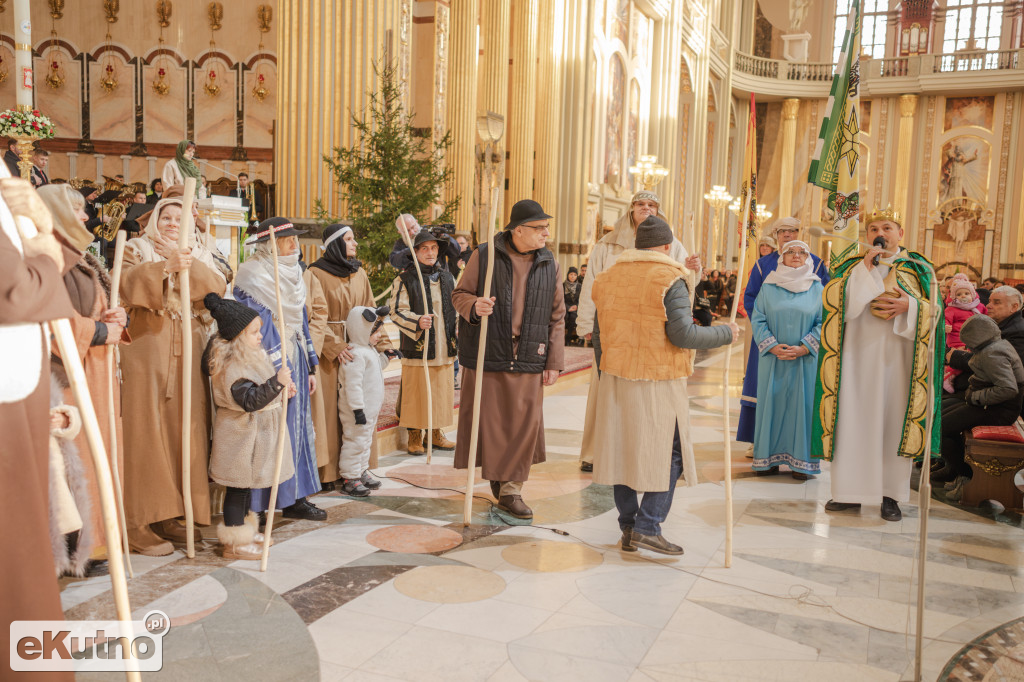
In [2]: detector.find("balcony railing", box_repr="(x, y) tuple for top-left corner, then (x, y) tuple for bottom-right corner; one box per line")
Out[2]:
(734, 48), (1024, 87)
(933, 49), (1020, 73)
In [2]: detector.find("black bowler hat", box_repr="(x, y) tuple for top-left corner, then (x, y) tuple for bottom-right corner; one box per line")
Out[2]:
(504, 199), (552, 231)
(413, 229), (444, 249)
(245, 216), (305, 244)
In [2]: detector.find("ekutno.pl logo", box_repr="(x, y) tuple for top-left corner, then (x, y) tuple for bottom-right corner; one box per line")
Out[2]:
(9, 610), (169, 672)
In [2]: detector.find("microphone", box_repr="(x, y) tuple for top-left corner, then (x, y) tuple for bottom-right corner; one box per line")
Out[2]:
(871, 236), (887, 266)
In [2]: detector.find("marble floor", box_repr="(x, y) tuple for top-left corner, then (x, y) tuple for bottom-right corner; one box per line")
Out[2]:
(61, 340), (1024, 681)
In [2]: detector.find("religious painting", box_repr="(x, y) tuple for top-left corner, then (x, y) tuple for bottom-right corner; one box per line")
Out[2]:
(612, 0), (629, 47)
(627, 80), (640, 178)
(604, 54), (626, 186)
(938, 136), (989, 204)
(943, 96), (994, 131)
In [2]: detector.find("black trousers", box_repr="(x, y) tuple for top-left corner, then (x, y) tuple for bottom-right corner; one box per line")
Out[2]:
(223, 487), (252, 526)
(940, 398), (1020, 477)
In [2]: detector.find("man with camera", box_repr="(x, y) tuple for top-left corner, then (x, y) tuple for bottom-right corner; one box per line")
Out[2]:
(390, 215), (462, 274)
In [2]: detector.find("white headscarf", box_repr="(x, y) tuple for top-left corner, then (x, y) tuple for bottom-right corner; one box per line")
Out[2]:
(234, 242), (307, 333)
(126, 197), (223, 274)
(763, 240), (820, 293)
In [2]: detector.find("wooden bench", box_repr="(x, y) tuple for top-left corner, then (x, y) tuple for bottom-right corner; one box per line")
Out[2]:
(962, 421), (1024, 509)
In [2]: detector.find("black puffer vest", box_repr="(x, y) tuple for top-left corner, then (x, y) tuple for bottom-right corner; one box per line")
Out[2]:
(397, 265), (458, 361)
(458, 232), (557, 374)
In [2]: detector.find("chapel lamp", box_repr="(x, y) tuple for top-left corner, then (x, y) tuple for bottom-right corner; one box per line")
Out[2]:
(628, 154), (670, 192)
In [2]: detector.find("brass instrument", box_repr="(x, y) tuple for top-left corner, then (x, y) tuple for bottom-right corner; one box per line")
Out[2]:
(96, 181), (144, 241)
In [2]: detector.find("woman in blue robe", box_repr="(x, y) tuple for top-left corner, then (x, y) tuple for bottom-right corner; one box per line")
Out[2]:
(234, 218), (325, 521)
(737, 218), (829, 443)
(750, 240), (823, 478)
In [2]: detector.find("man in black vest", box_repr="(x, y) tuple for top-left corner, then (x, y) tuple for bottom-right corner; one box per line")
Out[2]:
(452, 199), (566, 520)
(390, 230), (459, 456)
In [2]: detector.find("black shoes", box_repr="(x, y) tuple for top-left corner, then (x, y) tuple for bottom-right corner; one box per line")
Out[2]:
(824, 499), (861, 512)
(754, 466), (780, 476)
(880, 497), (902, 522)
(631, 533), (684, 556)
(282, 498), (327, 521)
(930, 466), (958, 484)
(580, 461), (593, 473)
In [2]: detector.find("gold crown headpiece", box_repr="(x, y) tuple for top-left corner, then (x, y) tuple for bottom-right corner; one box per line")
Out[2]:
(863, 203), (902, 226)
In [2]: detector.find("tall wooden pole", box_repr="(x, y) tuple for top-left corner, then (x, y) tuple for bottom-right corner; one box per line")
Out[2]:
(8, 203), (140, 682)
(106, 230), (133, 577)
(398, 224), (433, 465)
(721, 187), (752, 568)
(177, 179), (197, 559)
(463, 186), (501, 525)
(261, 225), (292, 571)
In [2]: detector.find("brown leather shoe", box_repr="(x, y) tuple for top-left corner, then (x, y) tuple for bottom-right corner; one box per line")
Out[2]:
(407, 429), (424, 455)
(153, 519), (203, 544)
(128, 526), (174, 557)
(620, 527), (636, 552)
(631, 532), (684, 556)
(431, 429), (456, 450)
(497, 495), (533, 519)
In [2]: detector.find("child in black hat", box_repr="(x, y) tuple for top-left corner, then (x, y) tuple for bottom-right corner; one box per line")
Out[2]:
(203, 293), (296, 560)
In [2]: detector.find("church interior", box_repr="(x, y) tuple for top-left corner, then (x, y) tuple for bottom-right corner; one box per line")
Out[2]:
(4, 0), (1024, 680)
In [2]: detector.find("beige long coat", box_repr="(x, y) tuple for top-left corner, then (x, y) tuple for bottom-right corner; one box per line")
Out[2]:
(303, 268), (330, 468)
(308, 266), (390, 482)
(119, 253), (224, 529)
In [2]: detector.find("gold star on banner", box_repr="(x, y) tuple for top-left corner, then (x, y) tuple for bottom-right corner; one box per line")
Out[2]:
(838, 106), (860, 175)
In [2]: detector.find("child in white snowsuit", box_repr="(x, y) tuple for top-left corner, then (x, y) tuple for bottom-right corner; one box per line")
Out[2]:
(338, 305), (391, 496)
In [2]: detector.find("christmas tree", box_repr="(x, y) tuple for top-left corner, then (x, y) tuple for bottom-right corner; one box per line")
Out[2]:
(318, 60), (458, 292)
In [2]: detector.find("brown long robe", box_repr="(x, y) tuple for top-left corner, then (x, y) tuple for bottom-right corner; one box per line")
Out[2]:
(303, 268), (330, 469)
(308, 266), (386, 482)
(452, 246), (565, 482)
(0, 228), (75, 682)
(119, 254), (224, 529)
(51, 248), (129, 561)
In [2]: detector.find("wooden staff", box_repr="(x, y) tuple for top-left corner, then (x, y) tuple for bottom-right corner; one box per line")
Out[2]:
(720, 189), (753, 568)
(397, 219), (433, 465)
(261, 223), (291, 571)
(177, 178), (197, 559)
(8, 211), (140, 682)
(463, 187), (501, 526)
(105, 230), (133, 577)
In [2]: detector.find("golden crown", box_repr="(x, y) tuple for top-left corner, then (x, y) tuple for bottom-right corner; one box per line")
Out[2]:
(863, 203), (902, 226)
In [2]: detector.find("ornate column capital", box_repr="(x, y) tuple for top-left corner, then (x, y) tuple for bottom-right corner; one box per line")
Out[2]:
(782, 98), (800, 121)
(899, 94), (918, 118)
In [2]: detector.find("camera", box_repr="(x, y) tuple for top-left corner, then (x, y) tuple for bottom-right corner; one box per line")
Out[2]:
(427, 223), (455, 239)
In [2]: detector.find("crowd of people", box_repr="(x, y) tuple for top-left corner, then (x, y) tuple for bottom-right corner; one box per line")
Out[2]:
(4, 146), (1024, 652)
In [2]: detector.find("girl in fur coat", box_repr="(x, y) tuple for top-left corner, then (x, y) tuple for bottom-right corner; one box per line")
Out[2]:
(203, 294), (295, 560)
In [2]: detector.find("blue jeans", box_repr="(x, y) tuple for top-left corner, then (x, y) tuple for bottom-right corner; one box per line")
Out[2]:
(613, 426), (683, 537)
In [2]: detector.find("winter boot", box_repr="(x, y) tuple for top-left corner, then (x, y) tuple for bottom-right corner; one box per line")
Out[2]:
(431, 429), (456, 450)
(217, 521), (261, 561)
(407, 429), (425, 455)
(244, 512), (272, 547)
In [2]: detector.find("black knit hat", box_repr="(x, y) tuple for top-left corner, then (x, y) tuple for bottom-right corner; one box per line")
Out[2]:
(568, 267), (578, 275)
(204, 293), (259, 341)
(634, 215), (674, 249)
(245, 216), (305, 244)
(504, 199), (552, 231)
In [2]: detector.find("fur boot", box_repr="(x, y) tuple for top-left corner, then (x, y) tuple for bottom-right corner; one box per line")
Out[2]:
(216, 520), (261, 561)
(243, 511), (272, 547)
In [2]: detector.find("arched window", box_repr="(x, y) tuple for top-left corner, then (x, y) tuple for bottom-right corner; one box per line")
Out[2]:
(942, 1), (1003, 53)
(833, 0), (889, 63)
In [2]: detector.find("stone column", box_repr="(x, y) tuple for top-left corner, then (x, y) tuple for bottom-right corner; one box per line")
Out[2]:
(276, 0), (399, 219)
(778, 98), (800, 218)
(648, 2), (683, 230)
(683, 3), (712, 248)
(555, 0), (595, 265)
(478, 0), (510, 236)
(505, 0), (539, 222)
(445, 0), (479, 236)
(532, 0), (562, 235)
(893, 94), (918, 220)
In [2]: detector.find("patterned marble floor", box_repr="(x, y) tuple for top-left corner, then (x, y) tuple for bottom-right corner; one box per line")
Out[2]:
(61, 338), (1024, 681)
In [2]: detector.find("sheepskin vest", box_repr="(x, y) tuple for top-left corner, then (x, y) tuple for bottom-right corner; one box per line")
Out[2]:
(592, 250), (695, 381)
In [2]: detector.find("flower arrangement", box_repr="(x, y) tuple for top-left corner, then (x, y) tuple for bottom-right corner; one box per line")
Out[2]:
(0, 109), (57, 139)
